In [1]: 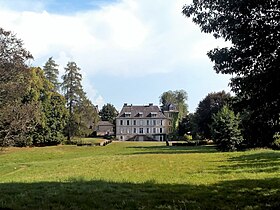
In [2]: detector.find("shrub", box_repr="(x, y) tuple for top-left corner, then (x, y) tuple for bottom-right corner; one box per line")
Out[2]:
(183, 134), (193, 141)
(271, 132), (280, 150)
(211, 105), (243, 152)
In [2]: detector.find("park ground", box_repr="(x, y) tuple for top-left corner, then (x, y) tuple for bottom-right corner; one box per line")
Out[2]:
(0, 141), (280, 209)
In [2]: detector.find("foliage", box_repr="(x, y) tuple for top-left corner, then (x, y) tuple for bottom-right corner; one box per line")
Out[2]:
(43, 57), (60, 91)
(75, 97), (99, 137)
(0, 27), (37, 147)
(0, 143), (280, 209)
(272, 132), (280, 150)
(99, 103), (118, 124)
(183, 0), (280, 146)
(178, 113), (197, 138)
(211, 105), (243, 151)
(193, 91), (232, 139)
(160, 89), (188, 121)
(61, 62), (85, 140)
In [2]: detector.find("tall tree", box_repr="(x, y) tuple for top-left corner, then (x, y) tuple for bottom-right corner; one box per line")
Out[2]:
(61, 61), (85, 141)
(211, 105), (243, 152)
(194, 91), (232, 139)
(160, 90), (188, 121)
(43, 57), (60, 91)
(99, 103), (118, 123)
(183, 0), (280, 146)
(0, 28), (36, 147)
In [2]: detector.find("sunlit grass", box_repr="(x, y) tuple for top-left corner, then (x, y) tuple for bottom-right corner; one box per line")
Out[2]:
(0, 142), (280, 209)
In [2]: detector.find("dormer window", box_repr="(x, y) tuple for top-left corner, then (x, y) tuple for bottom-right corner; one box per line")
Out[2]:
(151, 112), (157, 117)
(138, 112), (143, 117)
(124, 112), (131, 117)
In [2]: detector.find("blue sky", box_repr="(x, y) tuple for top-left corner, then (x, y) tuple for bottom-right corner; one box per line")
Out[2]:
(0, 0), (231, 112)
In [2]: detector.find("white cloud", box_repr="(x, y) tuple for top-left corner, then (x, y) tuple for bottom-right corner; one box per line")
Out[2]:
(0, 0), (230, 109)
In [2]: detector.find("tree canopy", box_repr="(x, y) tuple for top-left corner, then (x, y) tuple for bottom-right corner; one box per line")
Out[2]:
(99, 103), (118, 124)
(43, 57), (60, 91)
(183, 0), (280, 146)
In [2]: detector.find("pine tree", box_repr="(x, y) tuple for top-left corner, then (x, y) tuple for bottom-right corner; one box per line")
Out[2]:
(61, 61), (85, 141)
(43, 57), (60, 91)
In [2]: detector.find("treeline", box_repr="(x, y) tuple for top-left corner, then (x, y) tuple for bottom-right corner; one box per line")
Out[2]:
(0, 27), (98, 147)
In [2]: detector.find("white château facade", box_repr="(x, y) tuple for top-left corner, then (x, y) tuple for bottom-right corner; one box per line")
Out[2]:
(116, 103), (175, 141)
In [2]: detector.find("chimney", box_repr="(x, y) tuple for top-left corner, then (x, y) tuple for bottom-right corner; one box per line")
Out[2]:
(124, 103), (128, 107)
(149, 103), (153, 106)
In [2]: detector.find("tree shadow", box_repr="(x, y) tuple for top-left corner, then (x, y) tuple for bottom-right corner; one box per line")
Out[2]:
(0, 178), (279, 209)
(125, 145), (217, 155)
(218, 151), (280, 174)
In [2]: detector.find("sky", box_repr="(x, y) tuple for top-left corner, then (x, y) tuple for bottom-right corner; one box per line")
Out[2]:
(0, 0), (231, 112)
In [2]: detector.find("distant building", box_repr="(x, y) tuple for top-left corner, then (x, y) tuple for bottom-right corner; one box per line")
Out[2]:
(95, 121), (114, 136)
(115, 103), (178, 141)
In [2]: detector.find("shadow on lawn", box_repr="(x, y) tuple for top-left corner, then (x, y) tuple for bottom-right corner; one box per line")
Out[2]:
(126, 145), (217, 155)
(1, 178), (279, 210)
(218, 151), (280, 174)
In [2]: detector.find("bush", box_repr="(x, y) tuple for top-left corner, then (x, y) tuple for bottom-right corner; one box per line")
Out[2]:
(183, 134), (193, 141)
(271, 132), (280, 150)
(211, 105), (243, 152)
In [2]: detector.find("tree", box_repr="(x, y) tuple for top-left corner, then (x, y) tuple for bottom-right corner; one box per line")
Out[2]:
(75, 96), (99, 137)
(29, 67), (68, 146)
(194, 91), (232, 139)
(211, 105), (243, 152)
(160, 90), (188, 121)
(99, 103), (118, 124)
(61, 61), (85, 141)
(0, 27), (36, 147)
(43, 57), (60, 91)
(183, 0), (280, 146)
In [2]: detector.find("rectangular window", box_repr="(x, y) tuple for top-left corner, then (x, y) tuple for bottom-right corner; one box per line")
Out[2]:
(133, 120), (136, 125)
(147, 128), (150, 133)
(153, 128), (156, 133)
(134, 128), (137, 133)
(147, 120), (149, 126)
(160, 120), (163, 126)
(120, 120), (123, 126)
(127, 120), (130, 126)
(160, 128), (163, 133)
(140, 128), (143, 134)
(140, 120), (143, 126)
(153, 120), (156, 126)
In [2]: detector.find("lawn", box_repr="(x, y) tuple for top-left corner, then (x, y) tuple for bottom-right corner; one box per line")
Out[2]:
(0, 142), (280, 209)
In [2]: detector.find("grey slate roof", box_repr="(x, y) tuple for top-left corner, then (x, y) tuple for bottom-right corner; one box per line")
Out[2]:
(117, 104), (166, 119)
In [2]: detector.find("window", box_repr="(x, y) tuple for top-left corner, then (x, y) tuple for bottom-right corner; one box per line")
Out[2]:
(134, 128), (137, 133)
(124, 112), (131, 117)
(153, 120), (156, 126)
(140, 120), (143, 126)
(120, 120), (123, 125)
(153, 128), (156, 133)
(127, 129), (130, 134)
(133, 120), (136, 125)
(160, 120), (163, 125)
(120, 136), (123, 140)
(139, 128), (144, 134)
(160, 128), (163, 133)
(147, 120), (149, 126)
(147, 128), (150, 133)
(127, 120), (130, 126)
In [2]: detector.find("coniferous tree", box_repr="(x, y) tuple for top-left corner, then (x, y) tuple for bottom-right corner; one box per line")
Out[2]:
(99, 103), (118, 124)
(43, 57), (60, 91)
(61, 61), (85, 141)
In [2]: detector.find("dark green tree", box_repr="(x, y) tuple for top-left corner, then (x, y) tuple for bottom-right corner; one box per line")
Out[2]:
(61, 61), (85, 141)
(211, 105), (243, 152)
(75, 96), (99, 137)
(99, 103), (118, 124)
(183, 0), (280, 146)
(43, 57), (60, 91)
(0, 27), (36, 147)
(194, 91), (232, 139)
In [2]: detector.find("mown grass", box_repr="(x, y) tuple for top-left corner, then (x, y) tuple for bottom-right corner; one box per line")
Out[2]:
(0, 142), (280, 209)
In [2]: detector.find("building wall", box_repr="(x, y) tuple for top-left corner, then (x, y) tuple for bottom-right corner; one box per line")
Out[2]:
(116, 118), (170, 141)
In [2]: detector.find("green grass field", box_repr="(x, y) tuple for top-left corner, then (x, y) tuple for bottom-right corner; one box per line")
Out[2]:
(1, 142), (280, 209)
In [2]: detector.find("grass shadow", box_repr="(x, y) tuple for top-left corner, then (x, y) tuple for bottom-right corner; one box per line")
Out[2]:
(0, 178), (279, 209)
(218, 151), (280, 174)
(126, 145), (217, 155)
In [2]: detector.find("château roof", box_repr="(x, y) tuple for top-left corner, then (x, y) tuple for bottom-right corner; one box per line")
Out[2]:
(117, 103), (166, 119)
